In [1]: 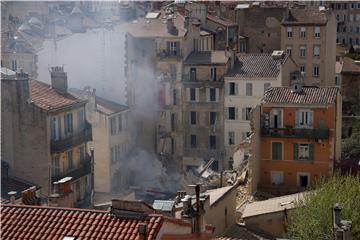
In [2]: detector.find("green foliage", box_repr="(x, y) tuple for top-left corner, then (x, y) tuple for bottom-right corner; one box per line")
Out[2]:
(287, 174), (360, 240)
(343, 133), (360, 159)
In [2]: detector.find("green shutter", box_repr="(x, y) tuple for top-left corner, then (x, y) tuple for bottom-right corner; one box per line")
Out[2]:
(294, 143), (299, 160)
(272, 142), (282, 160)
(309, 144), (315, 161)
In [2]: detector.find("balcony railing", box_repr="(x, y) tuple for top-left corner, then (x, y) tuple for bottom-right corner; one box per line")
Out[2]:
(156, 50), (183, 59)
(51, 122), (92, 152)
(182, 74), (224, 83)
(52, 156), (91, 183)
(261, 127), (329, 139)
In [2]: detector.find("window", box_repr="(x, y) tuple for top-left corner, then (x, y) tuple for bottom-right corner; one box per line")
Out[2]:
(300, 65), (305, 74)
(171, 138), (175, 154)
(110, 116), (116, 135)
(209, 112), (216, 125)
(118, 115), (122, 133)
(170, 64), (176, 79)
(240, 41), (246, 52)
(246, 83), (252, 96)
(77, 109), (85, 130)
(209, 135), (216, 149)
(190, 111), (197, 125)
(350, 14), (354, 22)
(190, 134), (197, 148)
(271, 171), (283, 185)
(272, 142), (282, 160)
(210, 68), (217, 81)
(294, 143), (314, 161)
(229, 82), (236, 95)
(51, 117), (60, 141)
(297, 109), (313, 128)
(300, 46), (306, 57)
(242, 107), (252, 121)
(351, 3), (355, 8)
(272, 172), (288, 187)
(287, 27), (293, 38)
(209, 88), (216, 102)
(270, 109), (282, 128)
(67, 150), (73, 169)
(264, 83), (271, 93)
(286, 46), (292, 56)
(11, 60), (17, 71)
(64, 113), (73, 136)
(190, 68), (196, 81)
(110, 146), (115, 162)
(190, 88), (196, 101)
(300, 27), (306, 38)
(313, 46), (320, 57)
(298, 173), (310, 187)
(314, 26), (320, 38)
(173, 89), (177, 105)
(53, 155), (60, 176)
(171, 113), (175, 131)
(228, 131), (235, 145)
(168, 41), (179, 56)
(228, 107), (236, 120)
(313, 65), (320, 77)
(79, 145), (85, 162)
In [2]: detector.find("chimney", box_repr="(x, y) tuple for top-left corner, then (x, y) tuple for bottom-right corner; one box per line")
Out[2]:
(50, 66), (68, 93)
(16, 70), (31, 101)
(49, 177), (74, 208)
(21, 186), (40, 205)
(138, 223), (147, 240)
(8, 191), (17, 204)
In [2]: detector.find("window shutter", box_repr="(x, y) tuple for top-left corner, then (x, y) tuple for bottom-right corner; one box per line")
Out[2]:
(309, 144), (314, 161)
(235, 83), (238, 95)
(64, 115), (67, 134)
(272, 142), (277, 160)
(294, 143), (299, 160)
(309, 111), (313, 127)
(278, 110), (282, 128)
(225, 82), (229, 95)
(186, 88), (190, 101)
(295, 110), (299, 128)
(242, 108), (246, 120)
(225, 108), (229, 120)
(215, 88), (219, 102)
(206, 88), (210, 102)
(167, 41), (170, 53)
(195, 88), (200, 102)
(235, 107), (239, 120)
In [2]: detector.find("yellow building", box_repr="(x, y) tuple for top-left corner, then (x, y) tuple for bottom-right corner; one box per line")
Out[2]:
(1, 67), (93, 207)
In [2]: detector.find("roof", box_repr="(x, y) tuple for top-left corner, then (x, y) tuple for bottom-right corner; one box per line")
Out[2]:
(282, 7), (328, 25)
(227, 54), (287, 78)
(341, 57), (360, 74)
(122, 11), (187, 38)
(95, 96), (129, 115)
(206, 14), (237, 27)
(1, 204), (163, 240)
(216, 224), (273, 240)
(242, 192), (306, 218)
(1, 68), (16, 78)
(262, 86), (339, 105)
(184, 51), (230, 65)
(153, 200), (175, 212)
(30, 80), (85, 111)
(1, 177), (37, 203)
(205, 185), (235, 206)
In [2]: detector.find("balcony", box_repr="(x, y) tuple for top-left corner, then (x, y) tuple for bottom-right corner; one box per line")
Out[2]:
(261, 127), (329, 139)
(156, 50), (183, 60)
(51, 122), (92, 152)
(52, 156), (92, 183)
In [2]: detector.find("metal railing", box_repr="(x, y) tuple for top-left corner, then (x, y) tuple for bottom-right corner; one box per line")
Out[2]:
(51, 122), (92, 152)
(52, 156), (91, 183)
(261, 127), (329, 139)
(156, 50), (183, 59)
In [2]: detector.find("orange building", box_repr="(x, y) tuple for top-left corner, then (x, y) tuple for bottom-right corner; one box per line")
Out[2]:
(252, 86), (342, 194)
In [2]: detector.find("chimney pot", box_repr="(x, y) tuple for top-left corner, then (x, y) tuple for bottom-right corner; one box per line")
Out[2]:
(8, 191), (17, 204)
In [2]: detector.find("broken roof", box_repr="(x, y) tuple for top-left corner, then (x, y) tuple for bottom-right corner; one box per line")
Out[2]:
(95, 96), (129, 115)
(184, 51), (230, 65)
(1, 204), (163, 240)
(242, 192), (306, 218)
(262, 86), (340, 105)
(30, 80), (85, 111)
(282, 7), (328, 26)
(227, 53), (288, 78)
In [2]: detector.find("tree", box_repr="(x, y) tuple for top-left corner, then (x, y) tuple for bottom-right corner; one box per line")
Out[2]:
(338, 133), (360, 175)
(287, 174), (360, 239)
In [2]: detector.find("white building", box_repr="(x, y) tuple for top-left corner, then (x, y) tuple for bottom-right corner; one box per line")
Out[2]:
(223, 52), (298, 167)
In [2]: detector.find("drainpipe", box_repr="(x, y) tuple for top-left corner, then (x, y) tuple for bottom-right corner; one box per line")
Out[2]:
(90, 147), (94, 207)
(195, 184), (201, 234)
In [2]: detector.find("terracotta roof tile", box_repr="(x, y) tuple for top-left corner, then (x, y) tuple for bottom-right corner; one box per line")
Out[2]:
(262, 87), (339, 105)
(1, 204), (164, 240)
(29, 80), (85, 111)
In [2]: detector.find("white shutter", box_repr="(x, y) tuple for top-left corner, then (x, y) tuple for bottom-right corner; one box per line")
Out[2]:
(279, 110), (283, 128)
(235, 83), (238, 95)
(206, 88), (210, 102)
(195, 88), (200, 102)
(225, 108), (229, 120)
(235, 107), (239, 120)
(309, 111), (313, 127)
(215, 88), (219, 102)
(186, 88), (190, 101)
(225, 82), (229, 95)
(242, 108), (246, 120)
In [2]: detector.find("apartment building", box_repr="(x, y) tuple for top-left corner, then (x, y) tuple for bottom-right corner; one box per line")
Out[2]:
(181, 50), (233, 171)
(281, 7), (337, 86)
(251, 86), (341, 194)
(224, 52), (298, 167)
(1, 67), (93, 207)
(329, 1), (360, 46)
(70, 88), (133, 193)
